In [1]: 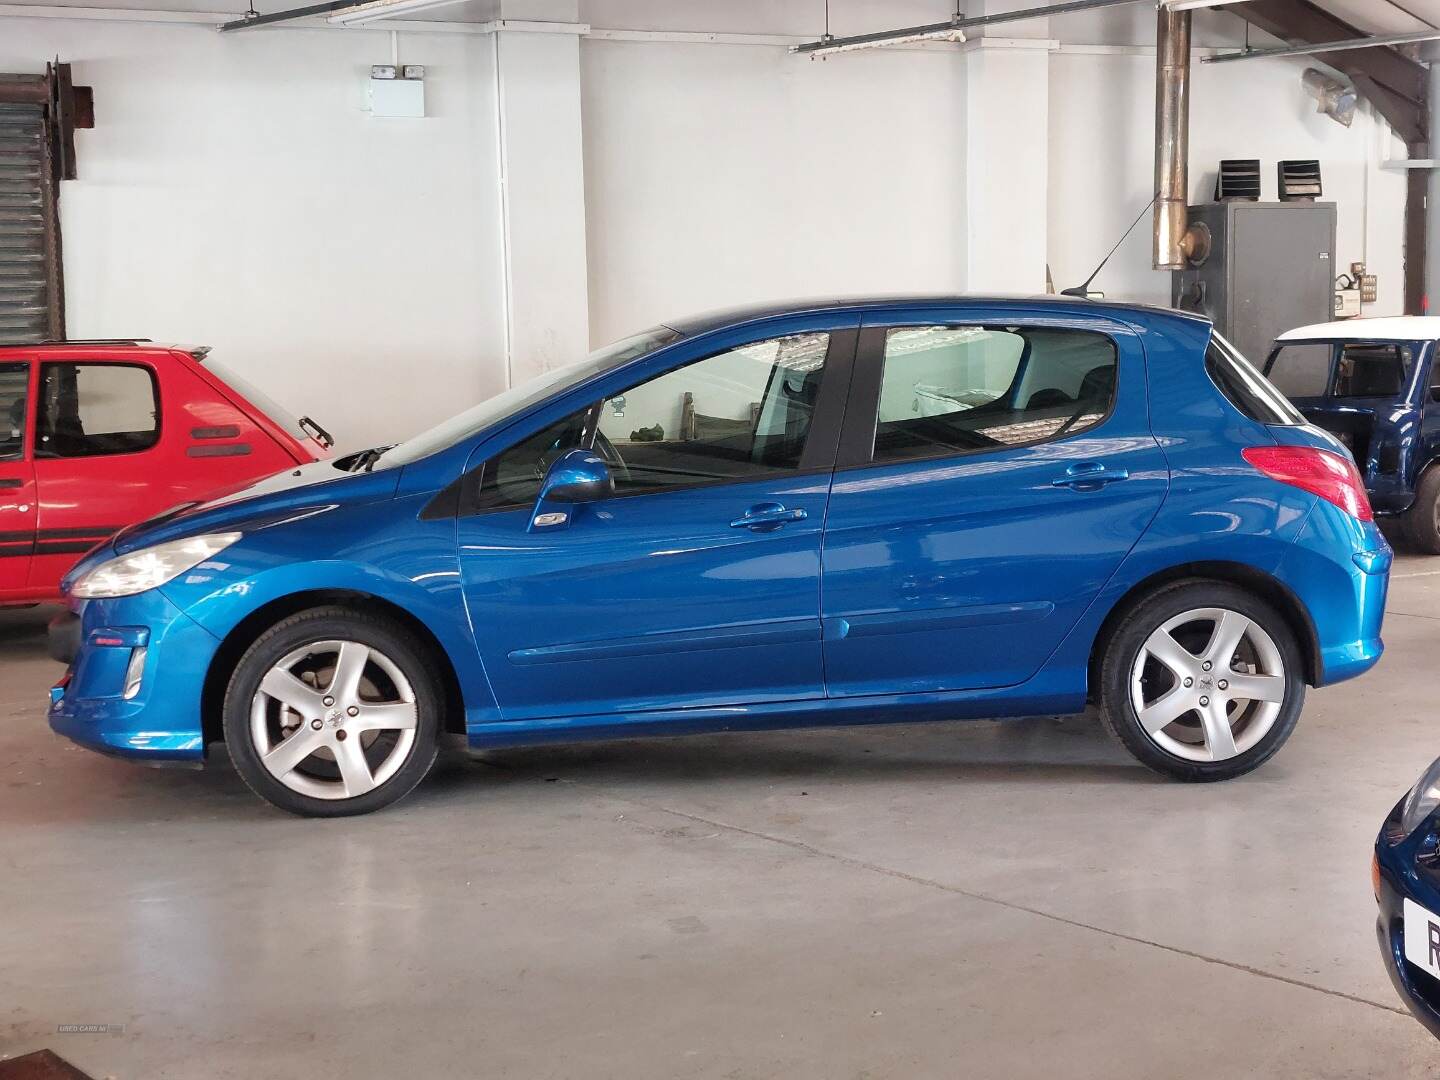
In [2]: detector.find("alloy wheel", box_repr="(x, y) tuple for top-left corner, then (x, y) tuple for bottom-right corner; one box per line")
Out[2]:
(1128, 607), (1286, 763)
(250, 639), (418, 800)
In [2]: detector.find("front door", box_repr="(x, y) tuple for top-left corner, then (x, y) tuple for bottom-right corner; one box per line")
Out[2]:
(30, 359), (164, 591)
(0, 360), (35, 596)
(820, 311), (1169, 697)
(458, 325), (854, 721)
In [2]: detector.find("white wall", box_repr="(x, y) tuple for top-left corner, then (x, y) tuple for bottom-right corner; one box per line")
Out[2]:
(3, 18), (506, 449)
(0, 3), (1419, 452)
(580, 37), (967, 344)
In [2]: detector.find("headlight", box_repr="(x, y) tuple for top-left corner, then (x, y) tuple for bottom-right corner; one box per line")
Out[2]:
(1401, 755), (1440, 836)
(71, 532), (242, 599)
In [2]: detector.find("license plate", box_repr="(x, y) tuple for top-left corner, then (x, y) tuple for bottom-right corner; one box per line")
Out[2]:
(1404, 898), (1440, 980)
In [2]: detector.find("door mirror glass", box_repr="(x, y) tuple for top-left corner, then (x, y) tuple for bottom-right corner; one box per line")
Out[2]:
(529, 449), (613, 531)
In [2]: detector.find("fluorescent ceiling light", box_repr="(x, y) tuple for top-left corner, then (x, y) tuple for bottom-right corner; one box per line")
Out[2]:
(328, 0), (470, 26)
(1164, 0), (1253, 10)
(799, 26), (966, 55)
(790, 0), (1143, 57)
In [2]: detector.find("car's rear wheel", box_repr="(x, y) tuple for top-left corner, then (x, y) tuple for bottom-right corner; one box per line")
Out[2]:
(1403, 466), (1440, 555)
(1098, 581), (1305, 781)
(223, 607), (441, 816)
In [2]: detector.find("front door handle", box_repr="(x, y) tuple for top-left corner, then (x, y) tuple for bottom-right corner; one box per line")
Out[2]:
(1051, 462), (1129, 491)
(0, 478), (21, 490)
(730, 502), (808, 531)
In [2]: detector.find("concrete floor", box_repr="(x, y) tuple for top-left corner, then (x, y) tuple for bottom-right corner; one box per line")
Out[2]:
(4, 560), (1440, 1078)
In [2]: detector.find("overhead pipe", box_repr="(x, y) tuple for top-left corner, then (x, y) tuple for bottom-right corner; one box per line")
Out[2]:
(1153, 6), (1206, 270)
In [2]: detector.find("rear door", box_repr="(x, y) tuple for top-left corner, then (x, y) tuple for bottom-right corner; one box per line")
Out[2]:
(820, 308), (1169, 697)
(0, 359), (35, 595)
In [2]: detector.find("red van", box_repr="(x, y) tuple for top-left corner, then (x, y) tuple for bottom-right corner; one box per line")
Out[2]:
(0, 340), (330, 603)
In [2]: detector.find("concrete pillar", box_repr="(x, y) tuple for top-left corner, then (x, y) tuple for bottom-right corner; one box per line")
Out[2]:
(493, 7), (590, 385)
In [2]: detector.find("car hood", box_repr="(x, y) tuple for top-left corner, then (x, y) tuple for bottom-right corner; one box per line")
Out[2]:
(110, 460), (401, 556)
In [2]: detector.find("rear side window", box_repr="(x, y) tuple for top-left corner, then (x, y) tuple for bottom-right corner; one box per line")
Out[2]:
(1206, 333), (1303, 426)
(0, 362), (26, 462)
(872, 325), (1116, 463)
(37, 362), (160, 458)
(1334, 343), (1410, 397)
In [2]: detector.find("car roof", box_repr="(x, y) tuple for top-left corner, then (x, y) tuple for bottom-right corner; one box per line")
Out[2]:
(662, 294), (1211, 336)
(1276, 316), (1440, 343)
(0, 340), (209, 359)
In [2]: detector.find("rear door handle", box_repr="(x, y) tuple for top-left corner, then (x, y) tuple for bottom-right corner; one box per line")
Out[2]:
(730, 502), (808, 531)
(0, 478), (21, 490)
(1051, 462), (1129, 490)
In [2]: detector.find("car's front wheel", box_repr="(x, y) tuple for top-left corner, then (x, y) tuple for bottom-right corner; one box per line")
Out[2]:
(1098, 581), (1305, 781)
(223, 606), (441, 816)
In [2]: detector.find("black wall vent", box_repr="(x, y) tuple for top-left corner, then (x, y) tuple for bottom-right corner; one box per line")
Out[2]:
(1277, 159), (1322, 201)
(1213, 159), (1261, 201)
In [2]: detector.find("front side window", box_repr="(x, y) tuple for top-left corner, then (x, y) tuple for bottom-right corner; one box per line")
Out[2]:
(596, 332), (829, 493)
(37, 363), (160, 458)
(0, 362), (26, 462)
(471, 332), (831, 512)
(872, 326), (1116, 464)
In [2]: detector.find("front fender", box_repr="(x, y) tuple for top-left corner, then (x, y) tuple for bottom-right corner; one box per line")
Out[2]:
(156, 492), (501, 728)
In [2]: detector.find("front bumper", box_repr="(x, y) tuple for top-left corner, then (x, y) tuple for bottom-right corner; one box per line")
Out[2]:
(1376, 803), (1440, 1040)
(47, 590), (219, 764)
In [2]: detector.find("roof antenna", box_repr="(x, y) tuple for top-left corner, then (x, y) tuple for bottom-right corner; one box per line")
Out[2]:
(1062, 192), (1160, 298)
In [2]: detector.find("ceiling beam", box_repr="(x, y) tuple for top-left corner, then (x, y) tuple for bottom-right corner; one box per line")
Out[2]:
(1238, 0), (1426, 143)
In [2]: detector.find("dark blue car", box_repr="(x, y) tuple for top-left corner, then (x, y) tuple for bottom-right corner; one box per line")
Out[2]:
(1265, 317), (1440, 552)
(46, 297), (1391, 815)
(1376, 758), (1440, 1039)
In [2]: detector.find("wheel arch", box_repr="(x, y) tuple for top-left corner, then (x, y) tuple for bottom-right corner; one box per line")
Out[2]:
(200, 589), (468, 746)
(1086, 561), (1321, 698)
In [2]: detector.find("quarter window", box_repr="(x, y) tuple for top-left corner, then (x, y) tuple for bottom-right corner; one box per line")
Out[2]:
(872, 326), (1116, 463)
(0, 362), (26, 462)
(37, 363), (160, 458)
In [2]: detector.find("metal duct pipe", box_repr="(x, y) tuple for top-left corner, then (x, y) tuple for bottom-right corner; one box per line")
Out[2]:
(1153, 7), (1195, 270)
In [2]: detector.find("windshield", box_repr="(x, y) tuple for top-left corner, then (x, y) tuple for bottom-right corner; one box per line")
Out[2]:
(205, 356), (312, 443)
(377, 326), (682, 469)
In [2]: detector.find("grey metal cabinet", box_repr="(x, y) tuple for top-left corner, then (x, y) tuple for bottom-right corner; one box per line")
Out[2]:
(1171, 201), (1336, 366)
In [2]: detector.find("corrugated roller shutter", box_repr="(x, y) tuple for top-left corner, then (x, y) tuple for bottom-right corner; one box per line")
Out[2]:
(0, 102), (52, 344)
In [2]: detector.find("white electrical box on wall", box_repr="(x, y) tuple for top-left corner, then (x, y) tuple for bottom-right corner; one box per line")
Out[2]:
(369, 73), (425, 118)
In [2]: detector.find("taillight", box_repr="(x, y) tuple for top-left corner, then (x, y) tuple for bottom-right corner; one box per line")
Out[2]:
(1242, 445), (1374, 522)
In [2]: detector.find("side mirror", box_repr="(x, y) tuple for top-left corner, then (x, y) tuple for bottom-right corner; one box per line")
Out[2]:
(529, 448), (613, 532)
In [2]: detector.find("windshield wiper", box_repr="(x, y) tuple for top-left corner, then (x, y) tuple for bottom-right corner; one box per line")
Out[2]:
(351, 444), (395, 472)
(298, 415), (335, 449)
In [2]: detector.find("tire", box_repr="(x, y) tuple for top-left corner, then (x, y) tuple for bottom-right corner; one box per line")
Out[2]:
(1403, 466), (1440, 555)
(223, 606), (441, 816)
(1098, 581), (1305, 782)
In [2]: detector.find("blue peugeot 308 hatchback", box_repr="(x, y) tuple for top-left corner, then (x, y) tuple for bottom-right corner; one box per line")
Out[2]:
(47, 297), (1391, 815)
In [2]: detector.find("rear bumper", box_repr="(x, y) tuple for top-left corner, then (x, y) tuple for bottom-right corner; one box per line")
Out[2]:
(1275, 502), (1389, 687)
(47, 591), (217, 764)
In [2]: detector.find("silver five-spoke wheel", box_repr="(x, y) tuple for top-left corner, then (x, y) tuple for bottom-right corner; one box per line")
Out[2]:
(1128, 607), (1286, 763)
(251, 639), (419, 800)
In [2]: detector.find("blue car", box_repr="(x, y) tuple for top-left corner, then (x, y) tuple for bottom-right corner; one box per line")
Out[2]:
(46, 297), (1392, 816)
(1264, 317), (1440, 553)
(1376, 759), (1440, 1039)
